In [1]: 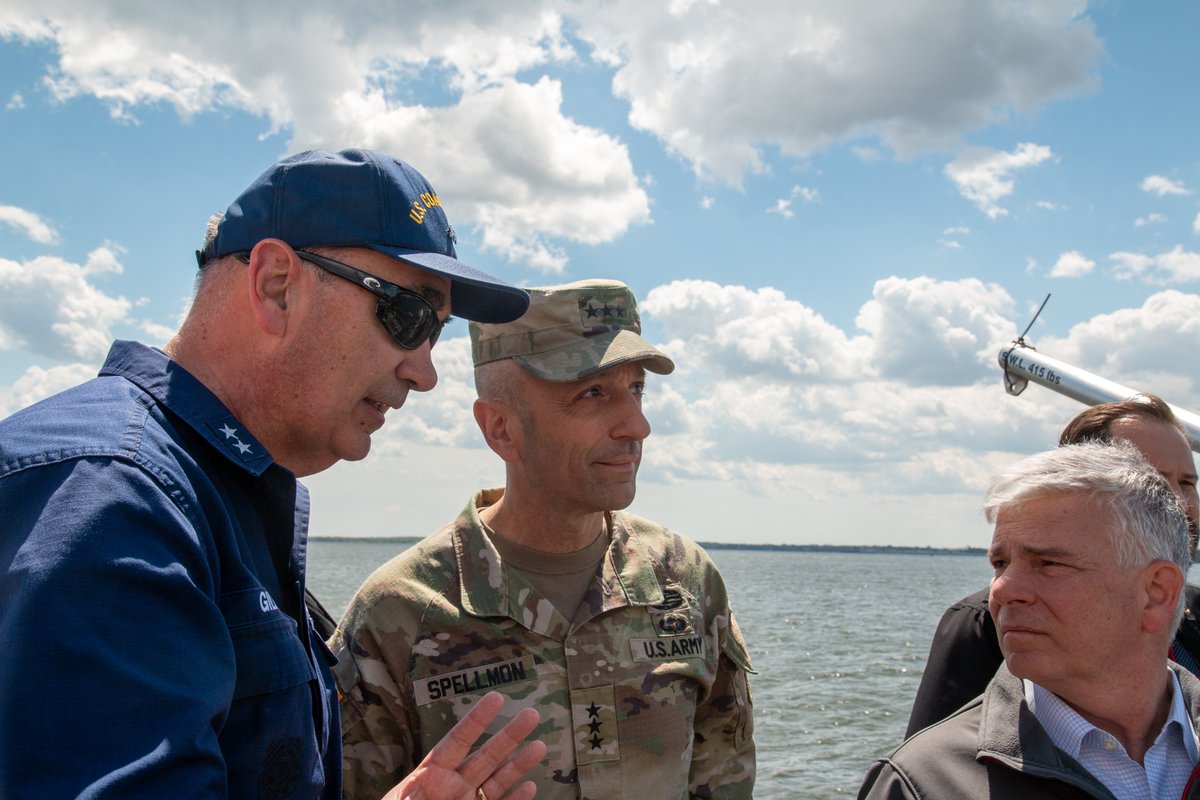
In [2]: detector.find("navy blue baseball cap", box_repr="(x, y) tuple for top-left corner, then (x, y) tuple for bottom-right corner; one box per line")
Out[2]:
(202, 148), (529, 323)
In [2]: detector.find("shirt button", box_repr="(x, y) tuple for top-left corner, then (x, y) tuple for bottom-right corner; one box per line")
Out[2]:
(1102, 739), (1117, 751)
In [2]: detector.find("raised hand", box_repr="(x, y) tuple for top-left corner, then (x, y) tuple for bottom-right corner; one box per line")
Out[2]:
(382, 692), (546, 800)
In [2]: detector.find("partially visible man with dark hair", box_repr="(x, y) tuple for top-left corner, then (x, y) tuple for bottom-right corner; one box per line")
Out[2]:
(1060, 394), (1198, 550)
(905, 393), (1200, 737)
(860, 441), (1200, 799)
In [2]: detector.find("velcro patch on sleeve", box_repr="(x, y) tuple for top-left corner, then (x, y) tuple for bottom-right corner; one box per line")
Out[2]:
(629, 635), (706, 662)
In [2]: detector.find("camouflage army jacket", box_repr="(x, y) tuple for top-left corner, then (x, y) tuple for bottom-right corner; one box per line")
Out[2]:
(332, 488), (756, 800)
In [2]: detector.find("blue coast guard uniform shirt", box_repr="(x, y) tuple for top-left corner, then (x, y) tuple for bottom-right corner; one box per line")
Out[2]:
(0, 340), (340, 799)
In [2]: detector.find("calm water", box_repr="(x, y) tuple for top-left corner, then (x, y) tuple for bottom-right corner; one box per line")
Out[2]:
(306, 542), (990, 798)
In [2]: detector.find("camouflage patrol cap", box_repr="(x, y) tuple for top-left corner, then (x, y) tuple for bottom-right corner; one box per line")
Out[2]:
(470, 279), (675, 381)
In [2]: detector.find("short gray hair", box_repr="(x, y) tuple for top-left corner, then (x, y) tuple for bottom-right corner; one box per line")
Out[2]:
(474, 359), (522, 404)
(984, 441), (1191, 625)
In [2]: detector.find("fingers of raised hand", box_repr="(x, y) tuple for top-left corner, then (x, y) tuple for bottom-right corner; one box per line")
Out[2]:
(469, 734), (548, 800)
(415, 692), (544, 800)
(457, 706), (543, 789)
(428, 692), (508, 766)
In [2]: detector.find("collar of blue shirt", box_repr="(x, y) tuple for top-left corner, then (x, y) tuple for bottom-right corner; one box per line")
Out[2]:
(1027, 670), (1199, 800)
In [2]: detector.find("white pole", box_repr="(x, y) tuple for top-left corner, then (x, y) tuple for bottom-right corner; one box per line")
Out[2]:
(998, 343), (1200, 453)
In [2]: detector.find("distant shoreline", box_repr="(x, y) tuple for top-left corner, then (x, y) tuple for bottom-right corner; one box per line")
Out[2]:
(309, 536), (985, 556)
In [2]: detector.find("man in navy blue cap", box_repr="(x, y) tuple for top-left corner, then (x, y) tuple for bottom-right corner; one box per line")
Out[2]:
(0, 149), (544, 800)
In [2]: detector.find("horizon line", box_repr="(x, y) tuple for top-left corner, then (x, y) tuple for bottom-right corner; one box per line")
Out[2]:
(309, 536), (986, 555)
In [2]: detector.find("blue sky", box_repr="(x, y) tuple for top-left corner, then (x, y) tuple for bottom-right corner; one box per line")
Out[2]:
(1, 0), (1197, 547)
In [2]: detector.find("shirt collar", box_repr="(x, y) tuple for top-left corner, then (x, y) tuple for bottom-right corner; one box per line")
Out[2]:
(1027, 669), (1199, 763)
(454, 489), (666, 619)
(99, 340), (275, 475)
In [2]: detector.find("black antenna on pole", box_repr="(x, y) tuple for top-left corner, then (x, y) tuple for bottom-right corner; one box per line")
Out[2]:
(1015, 293), (1051, 347)
(1002, 293), (1051, 396)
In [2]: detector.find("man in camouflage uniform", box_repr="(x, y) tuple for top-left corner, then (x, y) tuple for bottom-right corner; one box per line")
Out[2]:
(332, 279), (756, 799)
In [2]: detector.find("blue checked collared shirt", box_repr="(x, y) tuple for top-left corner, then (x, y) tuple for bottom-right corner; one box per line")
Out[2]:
(1027, 671), (1198, 800)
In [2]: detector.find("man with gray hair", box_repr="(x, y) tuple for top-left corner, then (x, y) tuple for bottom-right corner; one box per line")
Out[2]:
(332, 278), (756, 799)
(905, 393), (1200, 737)
(859, 441), (1200, 799)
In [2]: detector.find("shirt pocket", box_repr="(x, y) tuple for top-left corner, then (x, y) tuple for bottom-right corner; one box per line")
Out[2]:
(220, 587), (313, 699)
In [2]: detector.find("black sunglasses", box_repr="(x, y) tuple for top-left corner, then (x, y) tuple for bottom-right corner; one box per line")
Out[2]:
(235, 250), (447, 349)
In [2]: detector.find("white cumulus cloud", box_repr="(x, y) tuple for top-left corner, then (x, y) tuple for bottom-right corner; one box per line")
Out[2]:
(0, 205), (60, 244)
(570, 0), (1100, 184)
(1048, 250), (1095, 278)
(1109, 246), (1200, 284)
(1141, 175), (1190, 197)
(0, 246), (132, 360)
(627, 275), (1037, 492)
(1037, 291), (1200, 406)
(855, 276), (1016, 385)
(0, 362), (99, 417)
(0, 0), (1107, 261)
(944, 143), (1054, 219)
(0, 1), (645, 274)
(642, 279), (871, 384)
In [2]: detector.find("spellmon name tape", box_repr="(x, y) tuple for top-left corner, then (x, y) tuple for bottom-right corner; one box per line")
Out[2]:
(414, 656), (536, 705)
(412, 635), (708, 706)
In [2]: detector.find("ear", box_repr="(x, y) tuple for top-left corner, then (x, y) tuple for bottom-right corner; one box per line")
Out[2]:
(1140, 560), (1185, 635)
(246, 239), (302, 336)
(473, 398), (522, 463)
